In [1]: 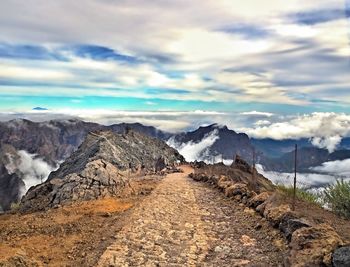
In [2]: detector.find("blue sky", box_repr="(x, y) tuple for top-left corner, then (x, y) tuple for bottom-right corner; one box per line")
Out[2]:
(0, 0), (350, 142)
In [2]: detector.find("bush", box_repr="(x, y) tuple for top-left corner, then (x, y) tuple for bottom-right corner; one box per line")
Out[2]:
(276, 184), (321, 205)
(323, 179), (350, 219)
(10, 202), (20, 211)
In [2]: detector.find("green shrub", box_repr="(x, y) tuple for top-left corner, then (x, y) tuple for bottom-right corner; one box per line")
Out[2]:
(10, 202), (20, 211)
(276, 184), (320, 205)
(323, 179), (350, 219)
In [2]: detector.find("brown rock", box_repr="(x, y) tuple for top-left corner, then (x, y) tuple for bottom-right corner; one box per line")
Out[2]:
(248, 192), (271, 209)
(224, 183), (248, 198)
(217, 176), (233, 191)
(288, 223), (344, 267)
(263, 204), (291, 227)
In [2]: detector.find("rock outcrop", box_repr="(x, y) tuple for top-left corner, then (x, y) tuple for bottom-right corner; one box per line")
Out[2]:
(0, 144), (25, 211)
(288, 224), (343, 266)
(20, 130), (184, 212)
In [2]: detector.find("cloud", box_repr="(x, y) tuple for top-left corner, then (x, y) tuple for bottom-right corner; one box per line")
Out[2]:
(288, 8), (348, 25)
(167, 129), (219, 161)
(256, 164), (343, 188)
(240, 111), (274, 117)
(0, 0), (349, 108)
(311, 159), (350, 176)
(16, 150), (57, 195)
(246, 112), (350, 152)
(311, 136), (342, 153)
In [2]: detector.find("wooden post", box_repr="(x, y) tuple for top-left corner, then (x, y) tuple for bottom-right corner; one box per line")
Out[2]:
(292, 144), (298, 211)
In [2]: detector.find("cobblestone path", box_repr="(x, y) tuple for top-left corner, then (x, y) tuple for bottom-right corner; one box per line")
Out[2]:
(97, 166), (286, 267)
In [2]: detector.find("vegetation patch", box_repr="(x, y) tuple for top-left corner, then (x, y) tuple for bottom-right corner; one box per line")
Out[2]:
(323, 179), (350, 219)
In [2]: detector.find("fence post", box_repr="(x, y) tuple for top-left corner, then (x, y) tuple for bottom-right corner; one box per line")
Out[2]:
(292, 144), (298, 211)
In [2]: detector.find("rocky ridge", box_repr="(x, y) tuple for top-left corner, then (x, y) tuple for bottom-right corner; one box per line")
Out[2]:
(19, 130), (184, 212)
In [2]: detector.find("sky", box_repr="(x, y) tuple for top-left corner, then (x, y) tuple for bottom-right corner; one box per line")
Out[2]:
(0, 1), (350, 141)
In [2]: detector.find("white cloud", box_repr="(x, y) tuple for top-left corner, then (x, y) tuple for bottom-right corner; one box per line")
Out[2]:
(0, 0), (348, 106)
(167, 129), (219, 161)
(240, 111), (275, 117)
(16, 150), (57, 195)
(256, 164), (344, 188)
(246, 112), (350, 152)
(311, 136), (342, 153)
(312, 159), (350, 176)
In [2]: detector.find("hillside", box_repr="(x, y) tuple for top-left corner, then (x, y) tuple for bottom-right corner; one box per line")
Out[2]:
(171, 124), (254, 161)
(19, 130), (184, 212)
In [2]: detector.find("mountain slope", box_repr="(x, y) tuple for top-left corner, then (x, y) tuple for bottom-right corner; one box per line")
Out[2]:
(20, 130), (184, 212)
(171, 124), (254, 161)
(0, 119), (170, 164)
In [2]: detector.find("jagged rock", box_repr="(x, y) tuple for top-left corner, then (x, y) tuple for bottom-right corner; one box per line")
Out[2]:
(279, 213), (313, 241)
(263, 204), (291, 227)
(248, 192), (271, 209)
(217, 176), (233, 191)
(232, 155), (252, 173)
(332, 246), (350, 267)
(224, 183), (248, 198)
(288, 223), (344, 267)
(20, 131), (184, 212)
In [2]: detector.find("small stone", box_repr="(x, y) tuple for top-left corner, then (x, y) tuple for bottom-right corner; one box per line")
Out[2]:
(332, 246), (350, 267)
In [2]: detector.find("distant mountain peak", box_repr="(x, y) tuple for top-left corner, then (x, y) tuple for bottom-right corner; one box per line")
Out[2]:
(32, 107), (48, 111)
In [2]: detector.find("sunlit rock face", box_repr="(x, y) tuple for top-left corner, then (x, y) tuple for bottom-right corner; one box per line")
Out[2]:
(20, 130), (184, 212)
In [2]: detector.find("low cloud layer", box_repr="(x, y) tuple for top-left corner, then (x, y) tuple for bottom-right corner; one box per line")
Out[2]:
(17, 150), (57, 195)
(311, 159), (350, 177)
(167, 130), (219, 162)
(256, 164), (344, 188)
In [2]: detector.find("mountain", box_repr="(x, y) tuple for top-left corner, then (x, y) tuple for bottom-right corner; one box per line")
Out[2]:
(20, 130), (184, 212)
(0, 119), (172, 210)
(2, 119), (350, 211)
(251, 138), (312, 158)
(0, 119), (170, 164)
(171, 124), (254, 161)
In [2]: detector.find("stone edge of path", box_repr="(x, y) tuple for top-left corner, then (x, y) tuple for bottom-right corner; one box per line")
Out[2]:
(189, 172), (350, 267)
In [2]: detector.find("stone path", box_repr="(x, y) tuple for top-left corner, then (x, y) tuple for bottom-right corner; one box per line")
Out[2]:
(97, 166), (286, 267)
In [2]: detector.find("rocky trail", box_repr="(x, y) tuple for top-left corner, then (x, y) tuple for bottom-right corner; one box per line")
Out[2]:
(97, 166), (287, 267)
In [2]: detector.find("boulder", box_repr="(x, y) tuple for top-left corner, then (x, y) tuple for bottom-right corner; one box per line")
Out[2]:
(224, 183), (248, 198)
(279, 213), (313, 241)
(288, 223), (344, 267)
(263, 204), (291, 227)
(332, 246), (350, 267)
(217, 176), (233, 191)
(248, 192), (271, 209)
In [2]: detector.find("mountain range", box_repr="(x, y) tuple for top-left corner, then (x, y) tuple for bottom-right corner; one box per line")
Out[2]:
(1, 118), (350, 210)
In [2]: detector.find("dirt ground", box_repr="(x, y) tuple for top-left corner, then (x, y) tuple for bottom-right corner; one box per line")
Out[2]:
(0, 175), (163, 267)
